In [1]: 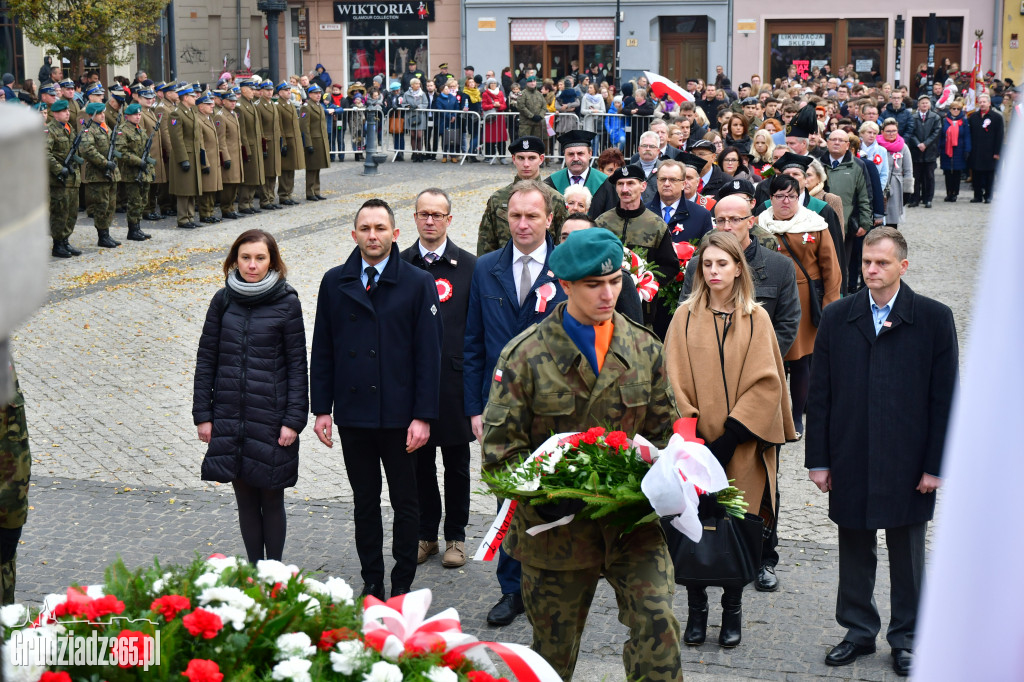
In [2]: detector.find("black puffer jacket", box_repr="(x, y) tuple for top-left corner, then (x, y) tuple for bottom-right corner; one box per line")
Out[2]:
(193, 281), (308, 489)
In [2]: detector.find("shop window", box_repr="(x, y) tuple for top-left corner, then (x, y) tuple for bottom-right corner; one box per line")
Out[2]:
(0, 3), (25, 82)
(769, 30), (833, 82)
(346, 20), (428, 86)
(912, 16), (964, 45)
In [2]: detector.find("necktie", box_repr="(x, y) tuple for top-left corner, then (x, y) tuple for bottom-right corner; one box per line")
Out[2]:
(571, 175), (582, 185)
(697, 178), (704, 194)
(663, 205), (673, 223)
(364, 266), (378, 293)
(832, 159), (839, 169)
(424, 252), (439, 264)
(518, 255), (533, 306)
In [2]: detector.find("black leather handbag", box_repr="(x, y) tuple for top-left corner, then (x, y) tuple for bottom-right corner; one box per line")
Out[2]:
(663, 512), (764, 588)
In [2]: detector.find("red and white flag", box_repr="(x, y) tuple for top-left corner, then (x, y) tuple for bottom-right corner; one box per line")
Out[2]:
(643, 71), (694, 104)
(244, 39), (251, 70)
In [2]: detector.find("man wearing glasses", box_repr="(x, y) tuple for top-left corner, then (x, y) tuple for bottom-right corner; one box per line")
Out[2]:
(824, 130), (872, 292)
(646, 158), (712, 244)
(400, 188), (477, 572)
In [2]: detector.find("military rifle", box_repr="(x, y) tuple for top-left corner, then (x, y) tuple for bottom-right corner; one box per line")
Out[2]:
(104, 122), (122, 180)
(137, 114), (161, 184)
(59, 120), (88, 185)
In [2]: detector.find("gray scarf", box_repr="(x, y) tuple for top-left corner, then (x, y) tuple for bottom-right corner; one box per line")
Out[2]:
(226, 269), (281, 300)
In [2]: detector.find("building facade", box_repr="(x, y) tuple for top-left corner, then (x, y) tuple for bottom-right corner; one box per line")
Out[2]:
(1004, 6), (1024, 86)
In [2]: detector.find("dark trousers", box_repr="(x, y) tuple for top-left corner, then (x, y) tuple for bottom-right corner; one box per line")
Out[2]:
(414, 443), (471, 542)
(912, 161), (936, 203)
(837, 522), (927, 650)
(943, 170), (962, 198)
(339, 427), (419, 590)
(972, 170), (995, 200)
(496, 499), (522, 595)
(845, 233), (865, 292)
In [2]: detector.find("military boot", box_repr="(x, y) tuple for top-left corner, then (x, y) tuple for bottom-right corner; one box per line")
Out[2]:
(52, 239), (72, 258)
(97, 229), (121, 248)
(63, 240), (83, 256)
(126, 222), (151, 241)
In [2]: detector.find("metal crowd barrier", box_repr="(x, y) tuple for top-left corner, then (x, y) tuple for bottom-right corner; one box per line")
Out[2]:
(325, 108), (386, 162)
(581, 112), (658, 158)
(379, 108), (483, 164)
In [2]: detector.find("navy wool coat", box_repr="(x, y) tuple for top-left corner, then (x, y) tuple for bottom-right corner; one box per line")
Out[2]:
(193, 284), (309, 489)
(805, 285), (959, 529)
(310, 244), (443, 428)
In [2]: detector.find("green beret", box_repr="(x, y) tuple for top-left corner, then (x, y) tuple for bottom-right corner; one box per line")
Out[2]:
(85, 102), (105, 115)
(49, 99), (69, 112)
(549, 228), (623, 281)
(124, 103), (141, 115)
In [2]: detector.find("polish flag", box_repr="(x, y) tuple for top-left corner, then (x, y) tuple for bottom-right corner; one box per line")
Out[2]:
(643, 71), (694, 104)
(244, 39), (251, 70)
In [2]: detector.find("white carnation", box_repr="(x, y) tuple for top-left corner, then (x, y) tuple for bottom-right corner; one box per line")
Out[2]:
(275, 632), (316, 660)
(330, 639), (368, 675)
(205, 604), (247, 631)
(271, 657), (313, 682)
(194, 572), (220, 589)
(425, 666), (459, 682)
(362, 660), (403, 682)
(0, 604), (27, 628)
(150, 572), (173, 595)
(324, 577), (354, 604)
(3, 626), (57, 682)
(199, 586), (256, 611)
(85, 585), (105, 599)
(206, 556), (240, 574)
(296, 592), (320, 614)
(256, 559), (298, 585)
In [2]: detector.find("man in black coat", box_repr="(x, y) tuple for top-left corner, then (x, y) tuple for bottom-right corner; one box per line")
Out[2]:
(310, 198), (444, 601)
(967, 93), (1004, 203)
(691, 140), (731, 198)
(400, 188), (477, 570)
(805, 228), (958, 677)
(906, 95), (942, 208)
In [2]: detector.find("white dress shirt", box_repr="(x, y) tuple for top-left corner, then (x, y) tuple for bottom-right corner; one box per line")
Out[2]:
(418, 238), (448, 260)
(511, 241), (547, 303)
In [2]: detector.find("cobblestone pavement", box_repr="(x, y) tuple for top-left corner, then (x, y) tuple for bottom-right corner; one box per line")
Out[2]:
(10, 159), (986, 681)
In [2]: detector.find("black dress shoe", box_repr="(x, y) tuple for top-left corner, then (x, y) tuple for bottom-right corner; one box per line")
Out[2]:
(905, 201), (919, 208)
(177, 222), (197, 229)
(360, 583), (386, 601)
(143, 212), (162, 221)
(892, 648), (912, 676)
(682, 605), (708, 645)
(924, 201), (932, 208)
(825, 640), (876, 666)
(200, 217), (216, 224)
(162, 208), (177, 217)
(314, 194), (328, 201)
(486, 593), (524, 626)
(970, 197), (983, 203)
(222, 212), (240, 219)
(282, 199), (299, 206)
(391, 585), (411, 599)
(755, 563), (779, 592)
(239, 208), (255, 215)
(984, 197), (991, 204)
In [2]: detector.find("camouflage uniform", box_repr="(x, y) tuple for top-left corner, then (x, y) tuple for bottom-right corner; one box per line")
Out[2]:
(115, 119), (156, 225)
(45, 117), (81, 243)
(0, 358), (31, 605)
(80, 123), (121, 234)
(482, 302), (683, 682)
(477, 175), (568, 255)
(515, 87), (547, 140)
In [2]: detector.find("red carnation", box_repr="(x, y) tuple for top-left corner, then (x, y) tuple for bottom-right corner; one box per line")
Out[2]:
(586, 427), (606, 438)
(115, 630), (154, 668)
(52, 586), (92, 619)
(151, 594), (191, 620)
(567, 433), (583, 448)
(467, 672), (510, 682)
(207, 553), (227, 560)
(318, 626), (360, 650)
(182, 658), (224, 682)
(182, 607), (224, 639)
(270, 582), (284, 599)
(85, 594), (125, 622)
(40, 673), (72, 682)
(604, 431), (629, 450)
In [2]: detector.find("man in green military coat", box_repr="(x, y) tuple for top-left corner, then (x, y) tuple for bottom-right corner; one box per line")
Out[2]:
(477, 136), (567, 255)
(80, 101), (122, 248)
(303, 84), (330, 201)
(257, 79), (283, 210)
(115, 103), (155, 241)
(45, 99), (82, 258)
(236, 78), (266, 213)
(0, 355), (31, 606)
(482, 227), (683, 682)
(58, 78), (81, 133)
(276, 82), (305, 205)
(595, 164), (680, 339)
(515, 76), (546, 140)
(168, 85), (204, 229)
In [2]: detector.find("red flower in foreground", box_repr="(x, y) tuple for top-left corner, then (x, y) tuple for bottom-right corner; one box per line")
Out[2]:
(182, 658), (224, 682)
(115, 630), (154, 668)
(604, 430), (629, 450)
(442, 650), (467, 669)
(182, 607), (224, 639)
(52, 586), (92, 619)
(40, 673), (72, 682)
(467, 672), (510, 682)
(84, 594), (125, 622)
(318, 627), (360, 650)
(151, 594), (191, 620)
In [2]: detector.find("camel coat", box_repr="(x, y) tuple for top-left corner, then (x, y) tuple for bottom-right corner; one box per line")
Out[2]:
(198, 113), (225, 193)
(214, 108), (243, 185)
(664, 304), (795, 516)
(168, 104), (203, 197)
(278, 101), (306, 172)
(236, 95), (265, 187)
(759, 207), (842, 360)
(257, 97), (282, 177)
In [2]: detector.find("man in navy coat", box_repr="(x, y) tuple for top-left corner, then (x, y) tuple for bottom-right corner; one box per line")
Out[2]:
(806, 227), (958, 677)
(646, 158), (713, 244)
(400, 188), (477, 570)
(310, 198), (443, 602)
(464, 179), (567, 626)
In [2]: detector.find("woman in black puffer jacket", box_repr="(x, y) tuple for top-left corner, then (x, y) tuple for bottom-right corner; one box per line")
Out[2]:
(193, 229), (308, 563)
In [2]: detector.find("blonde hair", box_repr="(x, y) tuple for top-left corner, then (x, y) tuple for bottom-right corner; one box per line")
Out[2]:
(684, 232), (758, 316)
(751, 128), (775, 164)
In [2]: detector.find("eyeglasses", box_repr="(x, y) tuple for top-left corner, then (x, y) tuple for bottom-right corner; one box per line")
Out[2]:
(771, 193), (798, 203)
(414, 212), (449, 222)
(658, 177), (683, 184)
(638, 144), (659, 149)
(712, 215), (753, 226)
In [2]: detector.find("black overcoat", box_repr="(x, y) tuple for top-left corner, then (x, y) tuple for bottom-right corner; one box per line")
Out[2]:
(805, 284), (959, 529)
(310, 243), (443, 429)
(401, 238), (476, 446)
(967, 109), (1005, 172)
(193, 283), (308, 489)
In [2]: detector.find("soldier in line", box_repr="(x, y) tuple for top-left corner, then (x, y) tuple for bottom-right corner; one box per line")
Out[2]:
(45, 99), (82, 258)
(168, 84), (204, 229)
(0, 355), (31, 605)
(258, 79), (283, 210)
(105, 85), (129, 214)
(114, 102), (155, 241)
(79, 101), (122, 248)
(155, 82), (178, 218)
(138, 88), (166, 221)
(215, 91), (243, 220)
(481, 227), (683, 681)
(33, 83), (58, 119)
(477, 136), (567, 255)
(303, 84), (330, 201)
(276, 82), (305, 206)
(58, 78), (81, 133)
(236, 78), (266, 214)
(80, 85), (106, 214)
(515, 76), (546, 140)
(195, 92), (226, 224)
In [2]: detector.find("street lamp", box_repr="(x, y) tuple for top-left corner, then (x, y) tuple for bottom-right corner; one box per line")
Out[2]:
(257, 0), (286, 82)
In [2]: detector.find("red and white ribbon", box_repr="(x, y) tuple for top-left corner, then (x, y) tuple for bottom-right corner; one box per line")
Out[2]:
(534, 282), (557, 313)
(635, 271), (659, 302)
(473, 498), (516, 561)
(435, 278), (453, 303)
